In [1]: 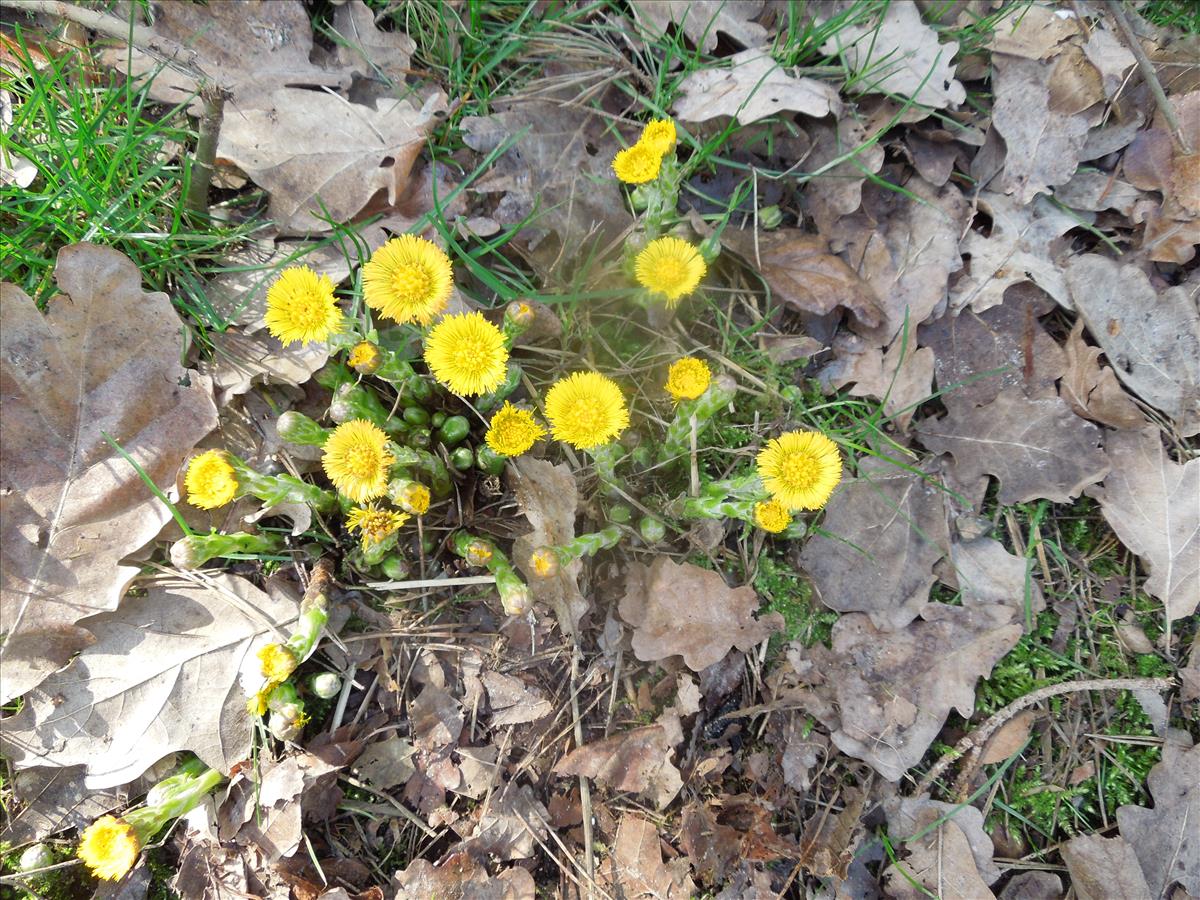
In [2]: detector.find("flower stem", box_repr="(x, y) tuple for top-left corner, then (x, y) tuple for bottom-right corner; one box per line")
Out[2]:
(658, 374), (736, 465)
(452, 532), (530, 615)
(170, 531), (284, 569)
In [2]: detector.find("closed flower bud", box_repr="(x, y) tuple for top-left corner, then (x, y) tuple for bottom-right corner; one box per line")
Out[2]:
(309, 672), (341, 699)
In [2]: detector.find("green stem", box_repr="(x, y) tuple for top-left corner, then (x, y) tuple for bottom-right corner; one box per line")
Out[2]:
(452, 532), (530, 615)
(590, 443), (626, 497)
(276, 411), (331, 447)
(171, 531), (284, 568)
(658, 374), (736, 465)
(557, 525), (622, 563)
(229, 457), (336, 512)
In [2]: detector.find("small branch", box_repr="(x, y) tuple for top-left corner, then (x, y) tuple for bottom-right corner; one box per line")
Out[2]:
(1109, 3), (1193, 155)
(570, 647), (597, 898)
(913, 676), (1176, 799)
(184, 84), (227, 217)
(0, 0), (195, 67)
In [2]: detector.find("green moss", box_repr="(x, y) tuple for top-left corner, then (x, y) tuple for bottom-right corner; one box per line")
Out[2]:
(754, 554), (837, 653)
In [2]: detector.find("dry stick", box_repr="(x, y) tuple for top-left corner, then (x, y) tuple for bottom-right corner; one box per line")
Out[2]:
(0, 0), (194, 65)
(1109, 3), (1193, 155)
(569, 647), (597, 897)
(913, 676), (1175, 799)
(184, 84), (227, 217)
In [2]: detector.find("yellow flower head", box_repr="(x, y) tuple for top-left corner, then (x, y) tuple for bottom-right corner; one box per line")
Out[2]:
(185, 450), (239, 509)
(635, 236), (706, 305)
(756, 430), (842, 511)
(423, 311), (509, 396)
(346, 502), (409, 550)
(612, 142), (663, 184)
(395, 481), (431, 515)
(485, 402), (546, 457)
(79, 815), (140, 881)
(529, 547), (559, 578)
(545, 372), (630, 450)
(264, 266), (343, 346)
(322, 419), (395, 504)
(362, 235), (454, 325)
(258, 642), (298, 683)
(639, 119), (677, 155)
(754, 499), (792, 534)
(348, 340), (382, 374)
(464, 539), (494, 567)
(665, 357), (712, 402)
(507, 299), (535, 326)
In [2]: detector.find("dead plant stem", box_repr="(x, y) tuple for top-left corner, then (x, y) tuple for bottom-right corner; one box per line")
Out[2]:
(1109, 4), (1193, 154)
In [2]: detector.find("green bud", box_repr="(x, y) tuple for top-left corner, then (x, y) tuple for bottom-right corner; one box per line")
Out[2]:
(431, 411), (448, 428)
(309, 672), (341, 699)
(476, 445), (506, 477)
(450, 446), (475, 471)
(757, 204), (783, 229)
(380, 555), (410, 580)
(402, 406), (431, 427)
(436, 415), (470, 447)
(608, 503), (633, 524)
(638, 516), (667, 544)
(277, 411), (331, 447)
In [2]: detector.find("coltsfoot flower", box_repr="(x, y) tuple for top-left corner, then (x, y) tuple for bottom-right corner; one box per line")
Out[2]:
(347, 340), (382, 374)
(485, 402), (546, 457)
(423, 311), (509, 396)
(346, 502), (408, 550)
(754, 499), (792, 534)
(635, 237), (706, 305)
(258, 642), (298, 684)
(639, 118), (677, 155)
(756, 430), (842, 511)
(78, 815), (140, 881)
(362, 235), (454, 325)
(529, 547), (559, 578)
(612, 142), (663, 184)
(322, 419), (395, 504)
(665, 356), (712, 402)
(264, 266), (343, 346)
(394, 481), (431, 515)
(545, 372), (630, 450)
(185, 450), (238, 509)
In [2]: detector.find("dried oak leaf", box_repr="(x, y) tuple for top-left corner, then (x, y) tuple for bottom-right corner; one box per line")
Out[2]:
(1123, 91), (1200, 263)
(451, 783), (549, 862)
(820, 2), (965, 110)
(618, 557), (783, 672)
(0, 245), (218, 703)
(601, 812), (696, 900)
(1087, 427), (1199, 622)
(673, 49), (840, 125)
(683, 799), (796, 886)
(819, 334), (934, 431)
(552, 725), (683, 810)
(1060, 318), (1146, 430)
(480, 671), (554, 726)
(1119, 737), (1200, 897)
(798, 457), (949, 631)
(392, 852), (536, 900)
(631, 1), (767, 52)
(987, 4), (1079, 60)
(824, 604), (1022, 781)
(0, 766), (129, 845)
(947, 536), (1045, 620)
(999, 871), (1062, 900)
(203, 328), (331, 406)
(800, 114), (887, 234)
(884, 795), (1001, 885)
(1065, 255), (1200, 435)
(916, 392), (1108, 505)
(0, 574), (298, 788)
(1061, 834), (1153, 900)
(884, 812), (996, 899)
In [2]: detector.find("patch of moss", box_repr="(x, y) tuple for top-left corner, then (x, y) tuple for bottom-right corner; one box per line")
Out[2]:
(754, 554), (836, 653)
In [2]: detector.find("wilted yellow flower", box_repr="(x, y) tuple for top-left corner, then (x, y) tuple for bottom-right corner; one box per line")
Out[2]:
(264, 266), (343, 346)
(423, 311), (509, 396)
(258, 642), (298, 683)
(612, 142), (663, 184)
(635, 237), (706, 305)
(346, 502), (409, 550)
(395, 482), (431, 515)
(321, 419), (395, 504)
(756, 430), (842, 511)
(79, 815), (140, 881)
(464, 539), (494, 567)
(348, 340), (382, 374)
(754, 499), (792, 534)
(665, 357), (712, 402)
(485, 402), (546, 457)
(545, 372), (629, 450)
(529, 547), (559, 577)
(185, 450), (238, 509)
(362, 235), (453, 325)
(639, 119), (677, 155)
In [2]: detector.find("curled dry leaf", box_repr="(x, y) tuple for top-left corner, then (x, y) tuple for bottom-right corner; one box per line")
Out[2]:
(601, 812), (697, 900)
(0, 244), (218, 703)
(0, 574), (298, 789)
(978, 709), (1038, 765)
(203, 328), (331, 406)
(1087, 427), (1200, 622)
(552, 725), (683, 810)
(631, 1), (767, 52)
(618, 557), (783, 672)
(1123, 91), (1200, 263)
(1061, 833), (1153, 900)
(1059, 318), (1146, 430)
(673, 49), (840, 125)
(392, 852), (536, 900)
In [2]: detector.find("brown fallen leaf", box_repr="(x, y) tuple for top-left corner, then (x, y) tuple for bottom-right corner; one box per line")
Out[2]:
(800, 114), (887, 234)
(480, 671), (554, 726)
(798, 457), (948, 631)
(1054, 169), (1144, 216)
(451, 782), (549, 862)
(1124, 91), (1200, 263)
(0, 573), (298, 788)
(917, 392), (1108, 505)
(618, 557), (783, 672)
(203, 327), (331, 405)
(987, 4), (1079, 60)
(410, 685), (465, 751)
(601, 812), (697, 900)
(673, 49), (841, 125)
(329, 0), (416, 86)
(948, 536), (1046, 621)
(1061, 833), (1153, 900)
(884, 813), (997, 899)
(392, 852), (536, 900)
(999, 871), (1063, 900)
(885, 795), (1002, 885)
(0, 245), (218, 703)
(1060, 318), (1147, 430)
(820, 334), (934, 431)
(631, 1), (767, 52)
(1087, 427), (1199, 623)
(1065, 255), (1200, 435)
(797, 787), (865, 881)
(0, 767), (130, 845)
(979, 710), (1039, 765)
(552, 725), (683, 809)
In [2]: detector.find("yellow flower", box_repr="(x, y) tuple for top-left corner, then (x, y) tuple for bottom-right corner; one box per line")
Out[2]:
(264, 266), (343, 346)
(322, 419), (395, 504)
(529, 547), (559, 577)
(755, 430), (842, 511)
(362, 235), (454, 325)
(423, 311), (509, 396)
(639, 119), (677, 155)
(665, 357), (712, 402)
(258, 642), (297, 683)
(612, 142), (663, 184)
(394, 482), (431, 515)
(544, 372), (630, 450)
(464, 539), (493, 567)
(185, 450), (238, 509)
(346, 502), (409, 550)
(348, 340), (382, 374)
(635, 236), (706, 305)
(485, 402), (546, 457)
(79, 815), (140, 881)
(754, 499), (792, 534)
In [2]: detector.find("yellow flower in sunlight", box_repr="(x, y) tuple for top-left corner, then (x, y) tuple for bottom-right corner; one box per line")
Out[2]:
(639, 118), (677, 155)
(185, 450), (238, 509)
(347, 340), (382, 374)
(755, 430), (842, 511)
(321, 419), (395, 504)
(464, 539), (494, 567)
(635, 236), (706, 305)
(423, 311), (509, 396)
(346, 502), (409, 551)
(754, 499), (792, 534)
(612, 142), (663, 184)
(258, 642), (298, 683)
(545, 371), (630, 450)
(665, 356), (712, 402)
(362, 235), (454, 325)
(79, 815), (140, 881)
(394, 481), (431, 515)
(529, 547), (559, 578)
(485, 402), (546, 457)
(264, 266), (343, 346)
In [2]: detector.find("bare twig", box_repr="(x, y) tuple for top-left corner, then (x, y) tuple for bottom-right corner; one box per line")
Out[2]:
(1109, 3), (1193, 154)
(569, 647), (597, 897)
(184, 84), (227, 217)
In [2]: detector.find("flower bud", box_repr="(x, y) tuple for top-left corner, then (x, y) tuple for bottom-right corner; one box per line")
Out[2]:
(277, 410), (331, 447)
(309, 672), (341, 699)
(529, 547), (559, 578)
(498, 580), (532, 616)
(18, 844), (55, 872)
(464, 539), (494, 567)
(757, 204), (783, 229)
(268, 703), (306, 741)
(347, 340), (382, 375)
(639, 515), (667, 544)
